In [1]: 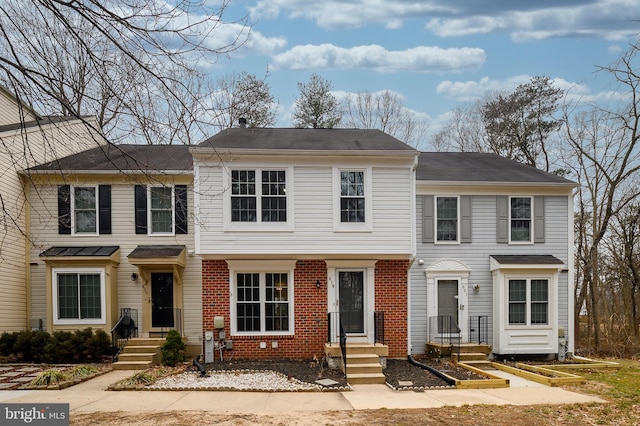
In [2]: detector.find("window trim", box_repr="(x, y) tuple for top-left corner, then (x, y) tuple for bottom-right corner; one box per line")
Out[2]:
(52, 267), (106, 325)
(71, 185), (99, 236)
(333, 167), (373, 232)
(434, 195), (460, 244)
(505, 276), (550, 328)
(223, 167), (293, 231)
(509, 196), (533, 244)
(147, 185), (175, 236)
(228, 260), (296, 336)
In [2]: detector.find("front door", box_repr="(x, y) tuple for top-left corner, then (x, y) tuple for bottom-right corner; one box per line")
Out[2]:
(437, 279), (459, 333)
(151, 272), (174, 328)
(339, 271), (365, 334)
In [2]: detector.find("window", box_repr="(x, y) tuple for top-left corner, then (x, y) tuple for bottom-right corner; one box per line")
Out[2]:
(58, 185), (111, 235)
(230, 169), (287, 223)
(229, 260), (295, 335)
(149, 186), (174, 234)
(436, 196), (458, 242)
(508, 278), (548, 326)
(72, 186), (97, 234)
(134, 185), (188, 235)
(510, 197), (532, 242)
(340, 171), (365, 223)
(53, 268), (105, 324)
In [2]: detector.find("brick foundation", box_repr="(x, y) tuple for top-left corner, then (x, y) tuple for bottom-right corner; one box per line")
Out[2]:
(201, 259), (408, 360)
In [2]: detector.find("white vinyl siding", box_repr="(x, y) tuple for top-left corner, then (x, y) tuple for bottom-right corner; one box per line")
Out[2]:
(196, 159), (414, 256)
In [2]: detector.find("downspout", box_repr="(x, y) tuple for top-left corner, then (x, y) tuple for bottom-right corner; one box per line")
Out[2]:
(407, 354), (456, 386)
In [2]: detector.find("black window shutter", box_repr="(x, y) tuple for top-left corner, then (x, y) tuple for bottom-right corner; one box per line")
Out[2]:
(98, 185), (112, 234)
(175, 185), (188, 234)
(58, 185), (71, 234)
(135, 185), (147, 234)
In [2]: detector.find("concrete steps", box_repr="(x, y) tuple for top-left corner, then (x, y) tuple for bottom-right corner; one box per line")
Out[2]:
(113, 338), (165, 370)
(346, 353), (385, 384)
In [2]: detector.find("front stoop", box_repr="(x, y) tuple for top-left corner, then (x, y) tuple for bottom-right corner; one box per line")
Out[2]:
(325, 343), (388, 385)
(113, 338), (165, 370)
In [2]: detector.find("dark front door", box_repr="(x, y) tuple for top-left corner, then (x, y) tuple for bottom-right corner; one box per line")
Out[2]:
(437, 279), (459, 333)
(339, 271), (365, 334)
(151, 272), (174, 328)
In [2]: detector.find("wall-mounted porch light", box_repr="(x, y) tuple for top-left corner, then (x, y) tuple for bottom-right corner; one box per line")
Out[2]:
(131, 272), (138, 282)
(316, 279), (321, 289)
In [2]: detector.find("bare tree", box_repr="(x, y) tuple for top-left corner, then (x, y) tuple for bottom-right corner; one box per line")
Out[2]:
(431, 102), (487, 152)
(482, 76), (563, 172)
(292, 74), (342, 129)
(0, 0), (249, 145)
(343, 90), (428, 147)
(211, 71), (278, 129)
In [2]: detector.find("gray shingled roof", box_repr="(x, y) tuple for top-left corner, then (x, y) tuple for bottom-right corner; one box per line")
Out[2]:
(28, 144), (192, 172)
(491, 255), (564, 265)
(196, 128), (417, 152)
(128, 245), (186, 258)
(417, 152), (575, 185)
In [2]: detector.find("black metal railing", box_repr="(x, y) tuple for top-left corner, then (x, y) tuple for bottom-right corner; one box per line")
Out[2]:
(327, 312), (348, 377)
(428, 315), (461, 357)
(153, 308), (183, 338)
(111, 308), (139, 361)
(468, 315), (489, 344)
(374, 311), (385, 344)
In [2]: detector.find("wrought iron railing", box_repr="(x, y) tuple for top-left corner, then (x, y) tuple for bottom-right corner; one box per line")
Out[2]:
(111, 308), (139, 361)
(428, 315), (461, 358)
(469, 315), (489, 344)
(153, 307), (183, 338)
(374, 311), (385, 344)
(327, 312), (348, 377)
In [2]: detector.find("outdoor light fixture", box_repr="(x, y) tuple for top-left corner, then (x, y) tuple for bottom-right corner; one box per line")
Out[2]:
(131, 272), (138, 282)
(316, 280), (321, 289)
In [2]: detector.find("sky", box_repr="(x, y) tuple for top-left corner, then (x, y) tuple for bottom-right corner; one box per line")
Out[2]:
(202, 0), (640, 149)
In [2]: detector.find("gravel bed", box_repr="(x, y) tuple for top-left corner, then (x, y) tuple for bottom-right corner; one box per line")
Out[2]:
(148, 370), (324, 391)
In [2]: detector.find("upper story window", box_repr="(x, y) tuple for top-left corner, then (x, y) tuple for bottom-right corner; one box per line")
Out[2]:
(436, 196), (458, 242)
(230, 169), (287, 223)
(149, 186), (174, 234)
(72, 186), (97, 234)
(135, 184), (188, 236)
(58, 185), (111, 235)
(510, 196), (532, 242)
(340, 171), (365, 223)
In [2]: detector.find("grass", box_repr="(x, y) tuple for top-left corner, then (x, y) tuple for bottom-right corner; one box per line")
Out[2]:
(577, 358), (640, 409)
(30, 369), (68, 386)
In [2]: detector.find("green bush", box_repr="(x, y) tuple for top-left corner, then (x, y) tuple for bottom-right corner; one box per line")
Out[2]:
(43, 331), (74, 363)
(0, 332), (18, 357)
(30, 330), (52, 363)
(161, 330), (186, 367)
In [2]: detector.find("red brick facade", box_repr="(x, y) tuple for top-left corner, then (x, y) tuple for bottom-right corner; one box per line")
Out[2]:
(201, 258), (408, 360)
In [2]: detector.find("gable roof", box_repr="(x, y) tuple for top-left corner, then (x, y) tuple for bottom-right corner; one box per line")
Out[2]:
(195, 128), (417, 155)
(417, 152), (575, 186)
(26, 144), (193, 174)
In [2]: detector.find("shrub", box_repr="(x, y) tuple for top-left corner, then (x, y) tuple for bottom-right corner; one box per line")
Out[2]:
(30, 330), (52, 363)
(13, 330), (34, 361)
(83, 329), (112, 362)
(0, 332), (18, 357)
(43, 330), (74, 363)
(161, 330), (186, 367)
(30, 369), (67, 386)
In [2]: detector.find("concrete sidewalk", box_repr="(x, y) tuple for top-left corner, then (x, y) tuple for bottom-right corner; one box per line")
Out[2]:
(0, 369), (605, 414)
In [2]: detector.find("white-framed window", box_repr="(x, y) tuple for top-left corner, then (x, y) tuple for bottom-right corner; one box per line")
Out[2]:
(52, 268), (106, 325)
(508, 278), (549, 326)
(227, 168), (289, 226)
(510, 196), (532, 243)
(71, 185), (98, 235)
(149, 185), (174, 235)
(436, 196), (459, 243)
(229, 260), (295, 336)
(333, 167), (372, 231)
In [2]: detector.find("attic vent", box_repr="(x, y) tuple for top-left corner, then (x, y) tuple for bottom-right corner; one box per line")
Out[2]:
(239, 118), (247, 128)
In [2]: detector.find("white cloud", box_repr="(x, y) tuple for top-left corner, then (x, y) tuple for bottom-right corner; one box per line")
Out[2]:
(271, 44), (485, 72)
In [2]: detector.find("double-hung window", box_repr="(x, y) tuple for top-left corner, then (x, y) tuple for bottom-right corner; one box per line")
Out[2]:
(234, 271), (292, 334)
(340, 171), (365, 223)
(72, 186), (98, 234)
(508, 278), (549, 326)
(149, 186), (174, 234)
(231, 169), (287, 223)
(436, 196), (458, 242)
(510, 197), (532, 242)
(52, 268), (105, 325)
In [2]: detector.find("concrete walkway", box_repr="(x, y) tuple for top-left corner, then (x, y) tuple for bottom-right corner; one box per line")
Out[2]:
(0, 369), (605, 414)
